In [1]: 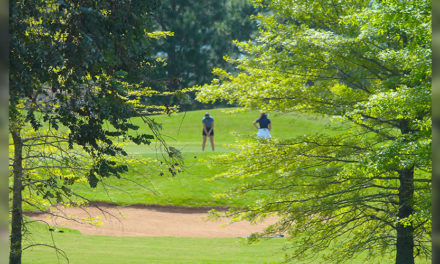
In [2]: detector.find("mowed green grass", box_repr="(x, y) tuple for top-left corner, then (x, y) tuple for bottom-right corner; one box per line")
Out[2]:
(23, 220), (431, 264)
(23, 220), (285, 264)
(71, 108), (344, 206)
(125, 108), (344, 153)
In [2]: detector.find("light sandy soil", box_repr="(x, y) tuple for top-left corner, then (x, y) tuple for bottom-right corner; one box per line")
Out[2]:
(25, 203), (278, 238)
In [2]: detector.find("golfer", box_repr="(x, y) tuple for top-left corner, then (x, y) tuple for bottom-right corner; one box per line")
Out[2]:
(202, 112), (215, 151)
(253, 112), (271, 139)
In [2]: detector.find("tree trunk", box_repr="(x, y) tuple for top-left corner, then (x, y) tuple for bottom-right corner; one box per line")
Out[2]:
(10, 129), (23, 264)
(166, 0), (178, 81)
(395, 167), (415, 264)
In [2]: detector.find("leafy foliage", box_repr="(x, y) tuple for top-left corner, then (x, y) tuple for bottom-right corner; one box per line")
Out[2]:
(196, 0), (431, 263)
(9, 0), (180, 262)
(146, 0), (258, 110)
(10, 0), (179, 196)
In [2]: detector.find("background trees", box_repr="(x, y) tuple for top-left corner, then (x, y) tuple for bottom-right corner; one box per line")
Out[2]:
(9, 1), (178, 263)
(197, 0), (431, 263)
(147, 0), (258, 110)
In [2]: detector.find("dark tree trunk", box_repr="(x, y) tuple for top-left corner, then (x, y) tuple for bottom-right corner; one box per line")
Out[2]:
(167, 0), (177, 82)
(395, 167), (415, 264)
(9, 129), (23, 264)
(433, 119), (440, 264)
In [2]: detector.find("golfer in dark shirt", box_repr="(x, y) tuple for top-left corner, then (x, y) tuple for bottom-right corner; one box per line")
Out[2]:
(202, 112), (215, 151)
(253, 113), (271, 139)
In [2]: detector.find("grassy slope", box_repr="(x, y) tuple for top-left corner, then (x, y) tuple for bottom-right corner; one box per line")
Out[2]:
(72, 108), (342, 206)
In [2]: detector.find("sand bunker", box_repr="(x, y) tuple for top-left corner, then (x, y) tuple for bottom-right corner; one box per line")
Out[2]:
(25, 203), (277, 238)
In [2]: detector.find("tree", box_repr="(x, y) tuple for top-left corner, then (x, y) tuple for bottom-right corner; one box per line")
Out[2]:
(146, 0), (258, 110)
(196, 0), (431, 263)
(9, 1), (179, 263)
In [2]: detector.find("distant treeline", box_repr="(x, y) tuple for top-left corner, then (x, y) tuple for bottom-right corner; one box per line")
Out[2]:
(143, 0), (259, 111)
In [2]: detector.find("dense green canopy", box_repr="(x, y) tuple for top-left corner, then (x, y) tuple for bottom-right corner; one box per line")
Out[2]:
(197, 0), (431, 263)
(9, 1), (177, 263)
(147, 0), (258, 110)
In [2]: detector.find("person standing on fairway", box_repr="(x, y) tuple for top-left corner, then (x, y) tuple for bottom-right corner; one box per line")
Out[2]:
(202, 112), (215, 151)
(253, 112), (271, 139)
